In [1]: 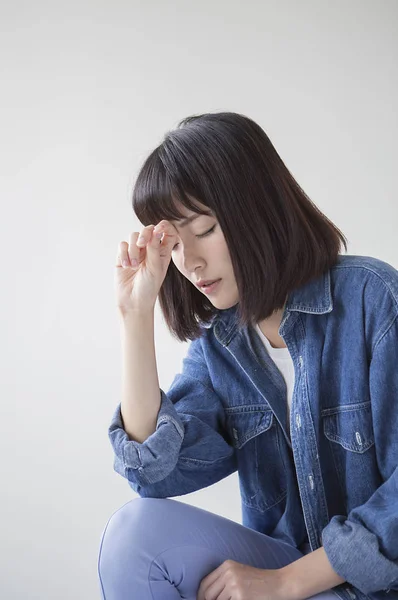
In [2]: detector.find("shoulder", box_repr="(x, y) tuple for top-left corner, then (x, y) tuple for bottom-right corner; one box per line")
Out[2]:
(331, 254), (398, 307)
(329, 255), (398, 350)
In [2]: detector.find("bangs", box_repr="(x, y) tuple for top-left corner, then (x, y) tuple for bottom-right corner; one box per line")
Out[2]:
(132, 144), (213, 227)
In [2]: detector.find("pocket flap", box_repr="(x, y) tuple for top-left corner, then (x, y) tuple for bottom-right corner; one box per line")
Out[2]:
(225, 406), (274, 449)
(322, 401), (374, 453)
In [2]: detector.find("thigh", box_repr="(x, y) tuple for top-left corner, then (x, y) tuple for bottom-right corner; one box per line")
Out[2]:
(98, 497), (336, 600)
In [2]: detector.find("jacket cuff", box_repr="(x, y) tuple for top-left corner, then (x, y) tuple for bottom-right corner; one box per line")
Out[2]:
(108, 390), (184, 485)
(322, 515), (398, 594)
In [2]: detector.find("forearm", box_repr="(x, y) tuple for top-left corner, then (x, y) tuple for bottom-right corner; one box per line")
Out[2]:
(119, 309), (161, 444)
(279, 547), (345, 600)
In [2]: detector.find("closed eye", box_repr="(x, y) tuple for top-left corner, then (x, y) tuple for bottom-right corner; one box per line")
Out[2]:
(196, 224), (216, 239)
(172, 224), (216, 251)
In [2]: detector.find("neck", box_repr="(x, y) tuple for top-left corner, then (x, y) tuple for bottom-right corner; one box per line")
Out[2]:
(257, 301), (287, 349)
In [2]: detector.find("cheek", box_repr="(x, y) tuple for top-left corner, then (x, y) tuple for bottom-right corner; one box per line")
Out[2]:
(211, 237), (232, 264)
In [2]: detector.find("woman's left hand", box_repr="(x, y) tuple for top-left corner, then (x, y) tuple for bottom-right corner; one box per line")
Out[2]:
(196, 559), (287, 600)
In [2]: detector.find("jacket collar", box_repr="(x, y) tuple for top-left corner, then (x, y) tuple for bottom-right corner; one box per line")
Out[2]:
(210, 267), (333, 346)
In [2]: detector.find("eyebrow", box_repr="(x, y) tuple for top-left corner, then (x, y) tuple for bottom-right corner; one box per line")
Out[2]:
(176, 210), (213, 228)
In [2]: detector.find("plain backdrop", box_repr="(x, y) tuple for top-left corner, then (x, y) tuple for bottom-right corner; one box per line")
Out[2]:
(1, 0), (397, 598)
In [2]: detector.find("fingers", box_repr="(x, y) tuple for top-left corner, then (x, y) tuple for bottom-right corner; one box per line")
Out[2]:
(116, 240), (131, 268)
(136, 224), (155, 248)
(116, 221), (177, 269)
(129, 225), (156, 268)
(152, 220), (179, 252)
(116, 232), (143, 270)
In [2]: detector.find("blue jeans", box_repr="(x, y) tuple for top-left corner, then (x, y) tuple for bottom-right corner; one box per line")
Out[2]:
(98, 497), (337, 600)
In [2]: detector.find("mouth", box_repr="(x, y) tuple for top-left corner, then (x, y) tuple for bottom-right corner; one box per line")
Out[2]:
(197, 279), (222, 294)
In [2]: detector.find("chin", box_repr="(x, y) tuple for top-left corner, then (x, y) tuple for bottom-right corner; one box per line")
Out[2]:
(210, 297), (239, 310)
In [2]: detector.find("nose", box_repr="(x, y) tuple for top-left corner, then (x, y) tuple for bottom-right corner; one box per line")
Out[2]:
(180, 244), (206, 274)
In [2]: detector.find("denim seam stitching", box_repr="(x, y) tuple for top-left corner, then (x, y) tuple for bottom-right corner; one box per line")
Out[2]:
(175, 372), (223, 399)
(157, 415), (184, 440)
(332, 263), (398, 307)
(321, 401), (371, 416)
(372, 311), (398, 354)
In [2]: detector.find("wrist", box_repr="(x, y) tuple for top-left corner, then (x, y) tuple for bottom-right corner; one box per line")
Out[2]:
(118, 306), (155, 321)
(275, 548), (346, 600)
(276, 565), (299, 600)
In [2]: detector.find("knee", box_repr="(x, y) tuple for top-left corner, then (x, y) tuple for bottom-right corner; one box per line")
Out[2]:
(98, 499), (153, 567)
(99, 497), (176, 555)
(98, 498), (162, 595)
(101, 497), (163, 542)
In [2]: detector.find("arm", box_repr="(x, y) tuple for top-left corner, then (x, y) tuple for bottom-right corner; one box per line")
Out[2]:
(320, 312), (398, 595)
(118, 309), (161, 444)
(279, 547), (345, 600)
(108, 330), (238, 496)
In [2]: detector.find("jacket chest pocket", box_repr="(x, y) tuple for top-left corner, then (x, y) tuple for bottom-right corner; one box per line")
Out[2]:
(321, 401), (379, 501)
(225, 406), (287, 511)
(322, 401), (374, 453)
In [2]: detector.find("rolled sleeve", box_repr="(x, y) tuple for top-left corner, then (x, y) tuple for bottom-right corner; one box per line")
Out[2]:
(322, 509), (398, 594)
(108, 390), (184, 486)
(107, 335), (237, 498)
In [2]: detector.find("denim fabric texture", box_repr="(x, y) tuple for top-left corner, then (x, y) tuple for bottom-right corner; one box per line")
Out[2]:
(108, 254), (398, 600)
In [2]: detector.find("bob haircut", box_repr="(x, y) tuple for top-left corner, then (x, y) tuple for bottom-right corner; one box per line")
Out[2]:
(132, 111), (348, 343)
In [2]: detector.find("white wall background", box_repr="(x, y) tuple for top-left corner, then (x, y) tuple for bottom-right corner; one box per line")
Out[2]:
(1, 0), (397, 598)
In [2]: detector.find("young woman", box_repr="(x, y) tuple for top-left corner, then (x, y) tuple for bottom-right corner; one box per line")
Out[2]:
(98, 112), (398, 600)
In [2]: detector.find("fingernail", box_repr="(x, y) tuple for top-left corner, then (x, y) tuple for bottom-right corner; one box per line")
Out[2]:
(122, 259), (130, 267)
(131, 258), (138, 267)
(137, 236), (145, 245)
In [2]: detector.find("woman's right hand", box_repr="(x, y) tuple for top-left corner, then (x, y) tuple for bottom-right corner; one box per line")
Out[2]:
(115, 221), (179, 315)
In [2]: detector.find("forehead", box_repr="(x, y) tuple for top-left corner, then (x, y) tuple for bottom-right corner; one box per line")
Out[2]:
(172, 196), (208, 214)
(170, 197), (214, 225)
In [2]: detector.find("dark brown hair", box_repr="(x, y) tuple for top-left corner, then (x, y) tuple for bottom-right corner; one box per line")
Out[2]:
(132, 111), (347, 342)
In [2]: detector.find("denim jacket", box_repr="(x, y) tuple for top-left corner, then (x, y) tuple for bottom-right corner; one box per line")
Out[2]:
(108, 254), (398, 600)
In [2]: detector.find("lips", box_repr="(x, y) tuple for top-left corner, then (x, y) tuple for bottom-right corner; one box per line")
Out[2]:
(197, 279), (220, 288)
